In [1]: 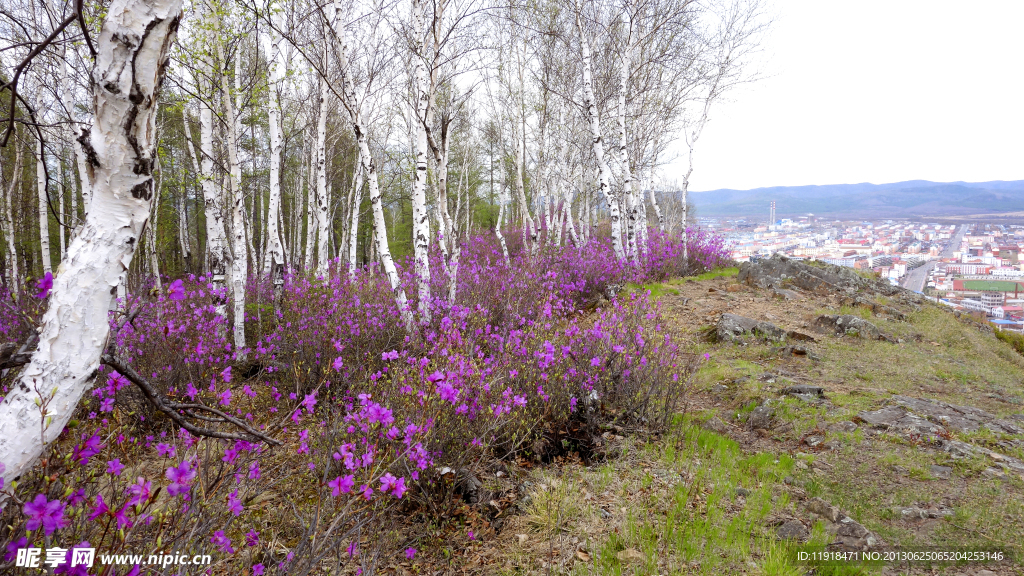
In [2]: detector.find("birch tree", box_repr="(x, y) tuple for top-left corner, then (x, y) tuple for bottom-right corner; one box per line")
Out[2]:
(262, 2), (286, 299)
(0, 0), (184, 500)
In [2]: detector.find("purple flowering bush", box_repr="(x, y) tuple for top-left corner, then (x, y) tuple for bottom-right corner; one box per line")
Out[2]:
(0, 229), (729, 575)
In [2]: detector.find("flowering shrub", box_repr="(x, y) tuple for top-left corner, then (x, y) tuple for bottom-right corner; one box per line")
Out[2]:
(0, 229), (728, 574)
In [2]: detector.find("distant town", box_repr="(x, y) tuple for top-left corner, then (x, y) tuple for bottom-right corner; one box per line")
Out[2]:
(707, 208), (1024, 330)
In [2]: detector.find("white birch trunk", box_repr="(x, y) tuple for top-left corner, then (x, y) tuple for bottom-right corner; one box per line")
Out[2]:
(35, 129), (52, 275)
(0, 0), (182, 501)
(3, 141), (22, 297)
(56, 155), (65, 252)
(681, 185), (688, 262)
(315, 93), (330, 278)
(147, 167), (162, 291)
(332, 4), (413, 327)
(617, 12), (637, 262)
(199, 82), (228, 319)
(495, 195), (509, 265)
(303, 152), (315, 271)
(410, 0), (431, 322)
(576, 8), (624, 261)
(59, 45), (93, 216)
(347, 162), (364, 277)
(219, 39), (247, 357)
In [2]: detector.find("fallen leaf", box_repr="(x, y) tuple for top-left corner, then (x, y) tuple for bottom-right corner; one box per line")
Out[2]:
(516, 534), (528, 545)
(575, 550), (591, 562)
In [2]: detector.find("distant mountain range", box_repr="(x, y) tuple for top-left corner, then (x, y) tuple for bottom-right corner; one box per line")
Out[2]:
(689, 180), (1024, 219)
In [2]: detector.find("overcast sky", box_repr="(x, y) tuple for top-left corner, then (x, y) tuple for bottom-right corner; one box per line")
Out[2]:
(668, 0), (1024, 192)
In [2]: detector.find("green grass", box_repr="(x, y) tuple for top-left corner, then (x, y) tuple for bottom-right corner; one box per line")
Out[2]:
(546, 418), (813, 576)
(995, 327), (1024, 357)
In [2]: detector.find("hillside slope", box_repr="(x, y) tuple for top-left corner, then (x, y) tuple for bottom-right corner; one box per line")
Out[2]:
(470, 258), (1024, 576)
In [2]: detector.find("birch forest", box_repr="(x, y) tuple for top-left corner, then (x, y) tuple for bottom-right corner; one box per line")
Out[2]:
(0, 0), (764, 573)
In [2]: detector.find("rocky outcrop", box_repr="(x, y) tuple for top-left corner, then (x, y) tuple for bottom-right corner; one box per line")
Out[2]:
(858, 395), (1024, 478)
(738, 253), (901, 297)
(772, 497), (881, 549)
(815, 314), (893, 341)
(859, 396), (1024, 436)
(714, 313), (786, 343)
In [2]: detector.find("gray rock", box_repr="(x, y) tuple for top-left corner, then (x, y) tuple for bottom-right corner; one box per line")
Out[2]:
(929, 465), (952, 480)
(829, 421), (859, 433)
(776, 520), (809, 540)
(773, 288), (805, 301)
(894, 506), (928, 520)
(773, 345), (821, 360)
(711, 384), (729, 395)
(735, 487), (751, 497)
(806, 497), (842, 523)
(815, 314), (890, 341)
(835, 517), (879, 549)
(857, 405), (945, 435)
(715, 313), (787, 343)
(804, 435), (825, 447)
(891, 395), (1024, 435)
(747, 405), (775, 430)
(702, 416), (729, 434)
(781, 385), (825, 397)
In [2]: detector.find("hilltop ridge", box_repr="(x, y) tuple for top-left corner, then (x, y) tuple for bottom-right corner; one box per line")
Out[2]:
(689, 180), (1024, 219)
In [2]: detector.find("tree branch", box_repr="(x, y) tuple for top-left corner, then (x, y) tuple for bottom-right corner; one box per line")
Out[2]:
(101, 354), (282, 446)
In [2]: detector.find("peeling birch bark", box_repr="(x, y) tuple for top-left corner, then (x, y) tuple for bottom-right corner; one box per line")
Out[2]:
(576, 6), (625, 261)
(314, 85), (330, 278)
(218, 37), (247, 357)
(0, 0), (183, 502)
(410, 0), (432, 322)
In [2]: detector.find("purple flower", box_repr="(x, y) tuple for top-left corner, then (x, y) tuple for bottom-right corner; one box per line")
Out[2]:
(365, 403), (394, 425)
(328, 475), (355, 497)
(100, 397), (115, 412)
(210, 530), (234, 554)
(392, 477), (407, 499)
(23, 494), (67, 535)
(106, 459), (125, 476)
(126, 477), (151, 506)
(167, 279), (186, 301)
(437, 382), (459, 404)
(227, 490), (243, 516)
(68, 489), (87, 507)
(379, 473), (398, 494)
(333, 357), (344, 371)
(253, 564), (265, 575)
(405, 547), (417, 560)
(73, 434), (103, 465)
(4, 536), (27, 562)
(221, 366), (233, 383)
(218, 388), (232, 406)
(36, 271), (53, 299)
(156, 443), (176, 458)
(302, 392), (317, 413)
(89, 494), (109, 521)
(166, 460), (196, 496)
(246, 529), (260, 547)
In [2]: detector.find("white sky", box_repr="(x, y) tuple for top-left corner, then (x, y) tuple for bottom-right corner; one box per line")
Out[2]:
(669, 0), (1024, 192)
